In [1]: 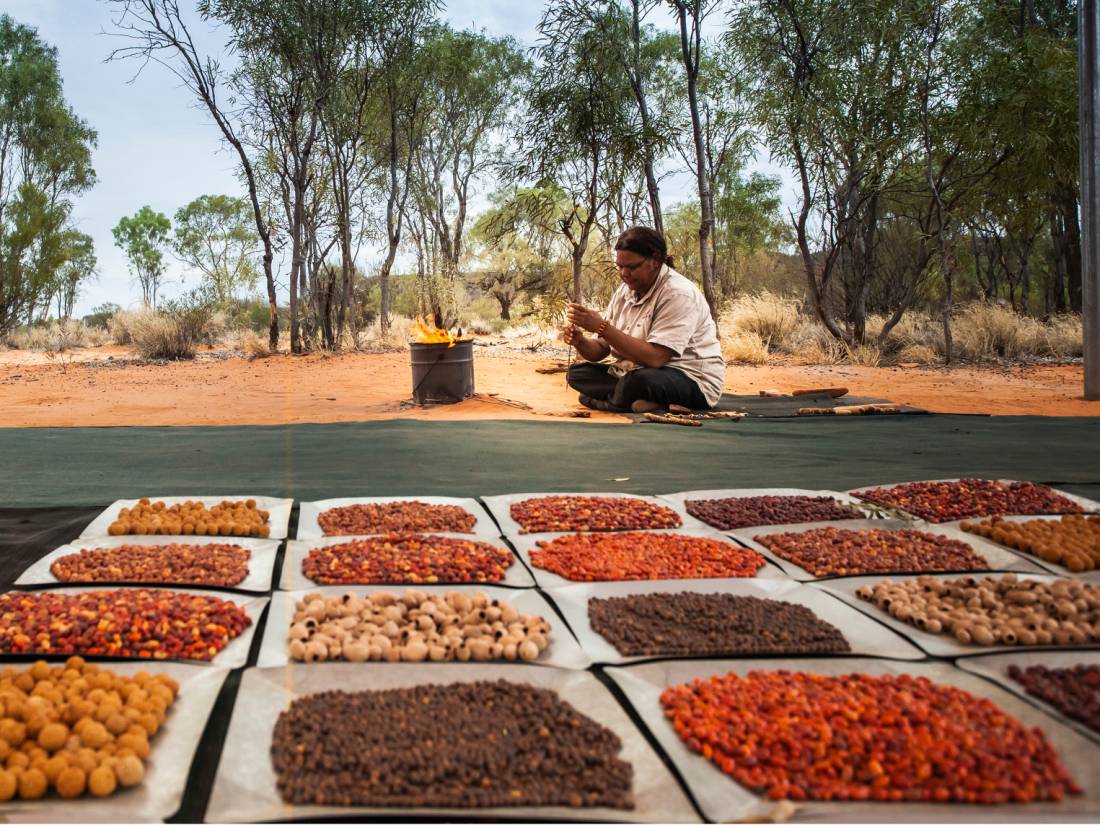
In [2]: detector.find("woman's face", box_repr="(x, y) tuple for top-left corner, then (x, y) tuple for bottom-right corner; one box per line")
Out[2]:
(615, 250), (661, 294)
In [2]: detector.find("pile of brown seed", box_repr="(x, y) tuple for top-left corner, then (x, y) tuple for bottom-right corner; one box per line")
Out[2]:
(271, 680), (634, 809)
(288, 590), (551, 663)
(756, 527), (990, 577)
(588, 592), (850, 656)
(857, 574), (1100, 646)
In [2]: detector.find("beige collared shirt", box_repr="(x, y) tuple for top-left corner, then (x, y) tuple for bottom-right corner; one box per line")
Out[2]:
(599, 265), (725, 406)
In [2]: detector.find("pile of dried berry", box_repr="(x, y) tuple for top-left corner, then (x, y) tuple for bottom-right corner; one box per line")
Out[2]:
(0, 589), (251, 660)
(301, 534), (514, 585)
(857, 574), (1100, 646)
(510, 496), (681, 533)
(271, 680), (634, 809)
(853, 480), (1083, 523)
(686, 495), (862, 530)
(318, 501), (476, 535)
(0, 658), (177, 801)
(588, 592), (849, 656)
(107, 499), (271, 537)
(530, 532), (765, 581)
(755, 527), (989, 577)
(50, 543), (251, 586)
(961, 515), (1100, 573)
(288, 590), (551, 663)
(1008, 664), (1100, 735)
(661, 670), (1081, 803)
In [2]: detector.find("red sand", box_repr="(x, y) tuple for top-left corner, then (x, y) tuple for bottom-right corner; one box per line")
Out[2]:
(0, 344), (1095, 427)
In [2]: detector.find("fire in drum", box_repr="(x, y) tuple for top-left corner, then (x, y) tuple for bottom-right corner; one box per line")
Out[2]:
(409, 316), (474, 405)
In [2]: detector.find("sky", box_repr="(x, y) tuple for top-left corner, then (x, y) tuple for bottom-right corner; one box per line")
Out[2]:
(2, 0), (792, 317)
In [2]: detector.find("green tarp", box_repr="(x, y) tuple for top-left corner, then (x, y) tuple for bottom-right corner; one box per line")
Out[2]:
(2, 416), (1097, 507)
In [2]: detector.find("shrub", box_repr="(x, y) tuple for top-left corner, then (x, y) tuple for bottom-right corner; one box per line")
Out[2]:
(128, 290), (218, 360)
(83, 303), (120, 330)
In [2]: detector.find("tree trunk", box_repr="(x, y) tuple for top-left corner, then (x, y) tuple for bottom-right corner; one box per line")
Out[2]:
(1053, 181), (1082, 312)
(630, 0), (663, 235)
(673, 1), (718, 322)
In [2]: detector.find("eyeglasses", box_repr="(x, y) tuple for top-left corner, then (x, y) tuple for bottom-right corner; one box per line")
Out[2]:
(615, 259), (651, 274)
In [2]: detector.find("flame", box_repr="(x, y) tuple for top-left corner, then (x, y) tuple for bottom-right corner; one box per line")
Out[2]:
(413, 315), (456, 347)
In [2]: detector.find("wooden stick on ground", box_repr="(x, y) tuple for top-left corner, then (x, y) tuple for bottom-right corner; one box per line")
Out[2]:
(643, 412), (703, 426)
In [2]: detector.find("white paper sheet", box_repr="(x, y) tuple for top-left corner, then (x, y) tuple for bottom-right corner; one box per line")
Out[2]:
(15, 535), (281, 592)
(506, 529), (789, 589)
(608, 657), (1100, 823)
(729, 518), (1047, 582)
(481, 491), (685, 537)
(296, 496), (500, 539)
(204, 664), (700, 823)
(257, 584), (589, 669)
(957, 650), (1100, 745)
(1, 662), (228, 823)
(846, 478), (1100, 522)
(280, 534), (536, 590)
(79, 495), (293, 540)
(818, 572), (1100, 657)
(0, 585), (267, 668)
(540, 577), (923, 664)
(937, 515), (1100, 583)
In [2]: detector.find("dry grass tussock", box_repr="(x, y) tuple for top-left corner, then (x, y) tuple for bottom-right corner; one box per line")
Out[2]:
(718, 292), (1082, 366)
(721, 291), (802, 347)
(720, 330), (770, 364)
(6, 320), (110, 351)
(355, 316), (414, 352)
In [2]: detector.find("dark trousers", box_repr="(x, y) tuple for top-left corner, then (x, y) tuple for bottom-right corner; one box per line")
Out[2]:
(567, 362), (710, 410)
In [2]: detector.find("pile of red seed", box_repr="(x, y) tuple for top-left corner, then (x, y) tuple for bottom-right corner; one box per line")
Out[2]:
(1008, 664), (1100, 734)
(686, 495), (862, 530)
(0, 588), (251, 660)
(318, 501), (476, 535)
(302, 534), (514, 584)
(50, 543), (251, 586)
(661, 670), (1081, 803)
(271, 681), (634, 809)
(853, 480), (1084, 523)
(510, 496), (681, 533)
(755, 527), (990, 577)
(529, 532), (765, 581)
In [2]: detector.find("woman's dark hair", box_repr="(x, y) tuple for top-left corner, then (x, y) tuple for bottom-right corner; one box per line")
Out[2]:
(615, 226), (674, 269)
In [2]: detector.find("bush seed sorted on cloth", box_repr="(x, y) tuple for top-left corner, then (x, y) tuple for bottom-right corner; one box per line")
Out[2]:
(510, 495), (680, 533)
(530, 532), (765, 581)
(660, 670), (1081, 803)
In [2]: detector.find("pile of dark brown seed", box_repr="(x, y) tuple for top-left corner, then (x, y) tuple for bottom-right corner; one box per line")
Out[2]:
(1008, 664), (1100, 734)
(271, 680), (634, 809)
(587, 592), (850, 656)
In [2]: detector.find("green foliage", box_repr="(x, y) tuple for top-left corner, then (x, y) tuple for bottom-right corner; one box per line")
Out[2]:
(0, 15), (96, 334)
(83, 302), (120, 330)
(112, 206), (171, 308)
(173, 194), (260, 304)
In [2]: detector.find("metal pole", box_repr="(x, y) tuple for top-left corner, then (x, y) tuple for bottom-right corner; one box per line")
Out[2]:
(1083, 0), (1100, 399)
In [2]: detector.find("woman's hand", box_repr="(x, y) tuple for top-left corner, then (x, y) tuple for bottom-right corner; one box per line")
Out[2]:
(561, 324), (582, 347)
(567, 303), (604, 334)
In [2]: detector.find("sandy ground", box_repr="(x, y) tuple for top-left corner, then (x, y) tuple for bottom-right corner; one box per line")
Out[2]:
(0, 342), (1097, 427)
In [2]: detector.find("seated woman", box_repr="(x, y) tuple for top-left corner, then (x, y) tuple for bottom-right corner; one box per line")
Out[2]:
(563, 226), (725, 413)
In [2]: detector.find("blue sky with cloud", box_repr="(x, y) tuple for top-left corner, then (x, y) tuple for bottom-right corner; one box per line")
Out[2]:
(3, 0), (789, 316)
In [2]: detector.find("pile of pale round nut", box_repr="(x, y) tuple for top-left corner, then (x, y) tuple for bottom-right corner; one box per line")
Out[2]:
(287, 590), (552, 663)
(857, 573), (1100, 646)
